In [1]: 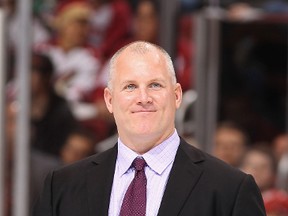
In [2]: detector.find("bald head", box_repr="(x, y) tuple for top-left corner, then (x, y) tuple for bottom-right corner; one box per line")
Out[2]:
(108, 41), (176, 89)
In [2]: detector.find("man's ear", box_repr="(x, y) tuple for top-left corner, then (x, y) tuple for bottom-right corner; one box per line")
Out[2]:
(175, 83), (182, 109)
(104, 87), (113, 113)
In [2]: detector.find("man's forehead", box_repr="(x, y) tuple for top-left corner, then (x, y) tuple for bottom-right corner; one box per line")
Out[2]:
(116, 47), (163, 66)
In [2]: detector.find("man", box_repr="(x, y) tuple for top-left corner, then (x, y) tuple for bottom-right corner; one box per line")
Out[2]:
(60, 128), (96, 165)
(213, 121), (248, 167)
(33, 41), (266, 216)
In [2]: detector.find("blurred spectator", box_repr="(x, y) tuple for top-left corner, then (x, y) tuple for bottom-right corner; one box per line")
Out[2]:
(38, 0), (118, 143)
(36, 0), (104, 103)
(241, 145), (277, 192)
(277, 153), (288, 193)
(273, 133), (288, 162)
(226, 2), (262, 22)
(7, 52), (79, 155)
(35, 0), (117, 143)
(213, 121), (248, 167)
(224, 0), (288, 22)
(240, 145), (288, 216)
(174, 14), (194, 91)
(5, 0), (52, 50)
(29, 53), (79, 155)
(4, 94), (61, 216)
(89, 0), (132, 60)
(60, 128), (96, 164)
(273, 133), (288, 193)
(132, 0), (159, 44)
(264, 189), (288, 216)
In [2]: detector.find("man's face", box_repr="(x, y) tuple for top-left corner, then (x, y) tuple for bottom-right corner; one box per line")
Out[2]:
(104, 48), (182, 152)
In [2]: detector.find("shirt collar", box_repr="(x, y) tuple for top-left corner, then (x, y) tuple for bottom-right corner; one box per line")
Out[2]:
(117, 130), (180, 176)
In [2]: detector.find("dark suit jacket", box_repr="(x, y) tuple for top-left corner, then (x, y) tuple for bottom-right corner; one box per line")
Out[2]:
(33, 138), (266, 216)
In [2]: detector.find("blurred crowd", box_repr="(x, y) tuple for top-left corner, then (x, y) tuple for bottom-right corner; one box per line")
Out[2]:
(2, 0), (288, 215)
(212, 121), (288, 216)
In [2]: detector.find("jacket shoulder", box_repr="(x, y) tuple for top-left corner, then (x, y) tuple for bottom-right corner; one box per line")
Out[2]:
(179, 138), (247, 184)
(52, 145), (117, 182)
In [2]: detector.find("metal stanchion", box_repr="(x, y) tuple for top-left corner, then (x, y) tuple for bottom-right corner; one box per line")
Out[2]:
(0, 8), (6, 216)
(159, 0), (179, 57)
(12, 0), (32, 215)
(194, 12), (208, 150)
(194, 6), (221, 153)
(205, 12), (220, 153)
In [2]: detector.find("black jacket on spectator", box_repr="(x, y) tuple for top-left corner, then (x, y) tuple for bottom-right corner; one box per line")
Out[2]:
(31, 91), (78, 156)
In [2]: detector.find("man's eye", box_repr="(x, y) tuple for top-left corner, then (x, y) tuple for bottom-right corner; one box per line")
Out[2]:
(125, 84), (136, 90)
(150, 83), (162, 88)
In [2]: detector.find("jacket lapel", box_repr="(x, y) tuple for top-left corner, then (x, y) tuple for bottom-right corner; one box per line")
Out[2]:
(157, 140), (205, 216)
(86, 145), (117, 216)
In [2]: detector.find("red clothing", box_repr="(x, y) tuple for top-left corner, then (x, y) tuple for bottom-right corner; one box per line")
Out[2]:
(175, 15), (195, 92)
(89, 0), (132, 60)
(263, 189), (288, 215)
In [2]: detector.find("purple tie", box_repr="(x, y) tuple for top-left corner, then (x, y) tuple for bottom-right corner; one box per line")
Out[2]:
(120, 157), (147, 216)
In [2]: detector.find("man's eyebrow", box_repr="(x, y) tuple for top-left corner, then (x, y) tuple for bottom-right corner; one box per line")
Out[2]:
(120, 78), (166, 85)
(149, 78), (166, 82)
(120, 80), (136, 85)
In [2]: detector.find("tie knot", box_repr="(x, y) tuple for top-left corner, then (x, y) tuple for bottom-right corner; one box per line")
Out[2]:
(132, 157), (146, 171)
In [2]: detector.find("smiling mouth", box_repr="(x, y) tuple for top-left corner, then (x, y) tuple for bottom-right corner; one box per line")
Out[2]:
(132, 110), (156, 113)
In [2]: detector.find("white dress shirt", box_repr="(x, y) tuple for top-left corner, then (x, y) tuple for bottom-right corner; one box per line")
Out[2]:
(108, 130), (180, 216)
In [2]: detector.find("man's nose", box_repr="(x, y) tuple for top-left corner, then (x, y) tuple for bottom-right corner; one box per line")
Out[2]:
(137, 88), (152, 104)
